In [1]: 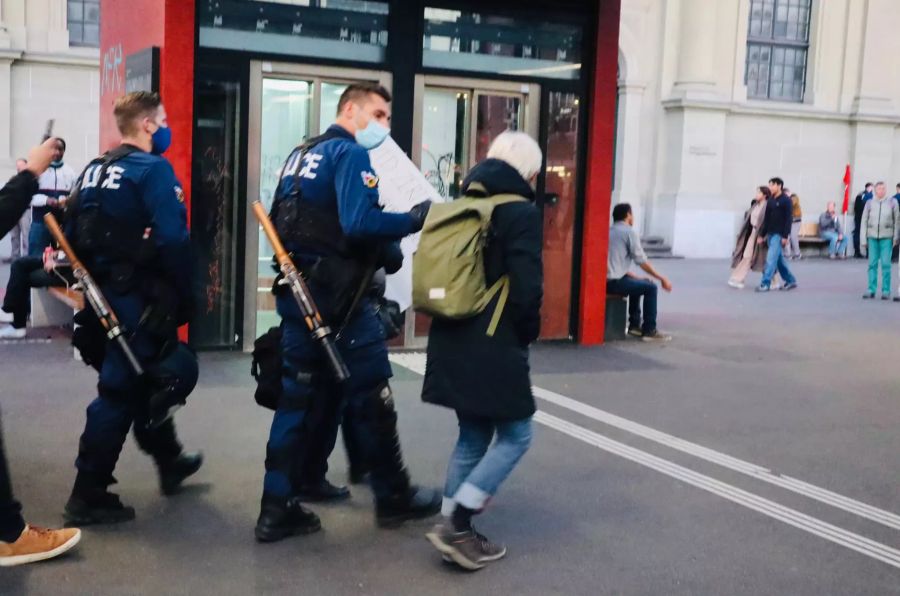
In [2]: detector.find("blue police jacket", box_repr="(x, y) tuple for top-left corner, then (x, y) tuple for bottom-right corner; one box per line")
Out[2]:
(276, 125), (416, 254)
(72, 146), (192, 302)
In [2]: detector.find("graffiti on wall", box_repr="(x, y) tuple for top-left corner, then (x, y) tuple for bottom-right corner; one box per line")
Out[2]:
(101, 44), (124, 95)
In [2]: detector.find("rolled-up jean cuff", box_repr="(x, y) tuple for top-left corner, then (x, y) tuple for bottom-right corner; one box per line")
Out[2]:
(441, 496), (455, 517)
(453, 482), (490, 511)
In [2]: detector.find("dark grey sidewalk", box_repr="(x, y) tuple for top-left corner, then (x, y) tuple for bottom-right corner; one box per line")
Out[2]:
(3, 258), (900, 595)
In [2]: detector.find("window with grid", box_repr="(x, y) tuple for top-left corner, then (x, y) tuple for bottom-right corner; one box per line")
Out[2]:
(745, 0), (811, 102)
(68, 0), (100, 47)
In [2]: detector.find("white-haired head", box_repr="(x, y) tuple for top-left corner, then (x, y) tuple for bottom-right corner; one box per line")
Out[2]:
(487, 131), (543, 182)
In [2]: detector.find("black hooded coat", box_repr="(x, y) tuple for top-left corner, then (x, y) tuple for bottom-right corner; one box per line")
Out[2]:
(421, 159), (543, 421)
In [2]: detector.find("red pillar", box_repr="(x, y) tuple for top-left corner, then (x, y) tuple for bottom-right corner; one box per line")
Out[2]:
(98, 0), (194, 217)
(161, 0), (195, 224)
(578, 0), (621, 345)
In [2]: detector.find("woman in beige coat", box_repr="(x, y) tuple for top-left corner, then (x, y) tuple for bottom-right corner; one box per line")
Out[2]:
(729, 187), (771, 288)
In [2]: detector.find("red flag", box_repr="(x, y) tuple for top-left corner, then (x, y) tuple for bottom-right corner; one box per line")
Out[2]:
(842, 164), (851, 214)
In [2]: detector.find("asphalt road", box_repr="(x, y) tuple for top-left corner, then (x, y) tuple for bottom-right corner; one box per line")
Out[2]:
(2, 258), (900, 595)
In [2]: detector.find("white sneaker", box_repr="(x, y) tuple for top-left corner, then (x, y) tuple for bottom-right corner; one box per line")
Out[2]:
(0, 310), (12, 323)
(0, 325), (26, 339)
(727, 280), (744, 289)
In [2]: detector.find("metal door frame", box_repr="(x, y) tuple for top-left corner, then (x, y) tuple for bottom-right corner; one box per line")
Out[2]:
(243, 60), (392, 351)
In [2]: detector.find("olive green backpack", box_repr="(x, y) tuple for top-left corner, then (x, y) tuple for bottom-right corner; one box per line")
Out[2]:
(412, 186), (527, 336)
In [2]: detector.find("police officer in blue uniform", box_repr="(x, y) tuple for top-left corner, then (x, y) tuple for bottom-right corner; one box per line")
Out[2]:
(256, 83), (439, 541)
(63, 91), (203, 525)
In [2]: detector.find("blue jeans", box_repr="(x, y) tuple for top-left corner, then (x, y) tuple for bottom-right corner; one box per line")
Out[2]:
(867, 238), (893, 295)
(761, 234), (797, 288)
(820, 231), (849, 257)
(442, 414), (532, 514)
(606, 276), (658, 334)
(26, 219), (51, 258)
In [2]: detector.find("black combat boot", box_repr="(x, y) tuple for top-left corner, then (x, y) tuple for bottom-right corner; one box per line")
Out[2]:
(375, 485), (442, 528)
(64, 473), (136, 526)
(158, 451), (204, 496)
(255, 496), (322, 542)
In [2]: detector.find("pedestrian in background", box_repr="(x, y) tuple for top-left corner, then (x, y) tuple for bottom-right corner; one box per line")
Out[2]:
(26, 138), (75, 257)
(860, 182), (899, 300)
(729, 186), (770, 289)
(854, 182), (874, 258)
(785, 193), (802, 260)
(818, 201), (849, 259)
(756, 177), (798, 292)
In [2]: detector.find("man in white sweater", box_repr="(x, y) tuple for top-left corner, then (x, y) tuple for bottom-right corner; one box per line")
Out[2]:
(26, 138), (76, 257)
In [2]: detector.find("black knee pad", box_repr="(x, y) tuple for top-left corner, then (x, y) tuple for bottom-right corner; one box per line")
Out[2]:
(364, 381), (397, 433)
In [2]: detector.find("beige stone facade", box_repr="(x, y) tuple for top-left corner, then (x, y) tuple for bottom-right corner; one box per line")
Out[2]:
(616, 0), (900, 257)
(0, 0), (98, 256)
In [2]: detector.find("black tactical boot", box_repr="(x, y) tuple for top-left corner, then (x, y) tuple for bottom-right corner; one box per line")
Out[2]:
(255, 496), (322, 543)
(159, 451), (204, 496)
(64, 475), (135, 526)
(375, 485), (441, 528)
(296, 479), (350, 503)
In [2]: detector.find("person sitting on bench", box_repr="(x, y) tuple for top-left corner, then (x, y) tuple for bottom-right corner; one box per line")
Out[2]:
(605, 203), (673, 342)
(818, 201), (849, 260)
(0, 249), (72, 339)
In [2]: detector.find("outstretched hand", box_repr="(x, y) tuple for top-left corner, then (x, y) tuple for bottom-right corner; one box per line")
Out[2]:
(25, 138), (58, 177)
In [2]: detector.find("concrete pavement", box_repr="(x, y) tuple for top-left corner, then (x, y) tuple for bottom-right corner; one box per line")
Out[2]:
(2, 258), (900, 594)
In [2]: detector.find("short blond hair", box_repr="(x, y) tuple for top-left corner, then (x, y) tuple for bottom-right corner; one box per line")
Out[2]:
(114, 91), (161, 136)
(487, 131), (543, 181)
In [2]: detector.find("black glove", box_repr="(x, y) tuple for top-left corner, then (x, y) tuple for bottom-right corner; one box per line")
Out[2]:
(408, 200), (432, 233)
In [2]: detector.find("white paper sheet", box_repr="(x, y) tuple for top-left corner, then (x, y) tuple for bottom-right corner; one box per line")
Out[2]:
(369, 137), (443, 311)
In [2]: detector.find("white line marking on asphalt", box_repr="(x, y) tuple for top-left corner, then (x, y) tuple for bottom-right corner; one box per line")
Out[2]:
(389, 352), (900, 532)
(530, 386), (900, 532)
(534, 411), (900, 569)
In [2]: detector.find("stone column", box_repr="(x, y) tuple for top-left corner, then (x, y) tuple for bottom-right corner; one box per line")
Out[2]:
(848, 0), (899, 216)
(612, 81), (646, 232)
(672, 0), (718, 100)
(655, 0), (732, 257)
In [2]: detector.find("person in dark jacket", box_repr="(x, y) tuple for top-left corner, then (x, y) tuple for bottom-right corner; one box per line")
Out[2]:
(854, 183), (874, 258)
(423, 132), (543, 571)
(757, 177), (798, 292)
(0, 138), (83, 567)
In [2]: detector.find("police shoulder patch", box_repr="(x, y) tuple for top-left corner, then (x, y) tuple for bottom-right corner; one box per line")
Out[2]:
(361, 171), (379, 189)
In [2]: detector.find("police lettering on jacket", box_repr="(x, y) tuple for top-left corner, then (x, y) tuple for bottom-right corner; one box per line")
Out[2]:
(275, 125), (416, 243)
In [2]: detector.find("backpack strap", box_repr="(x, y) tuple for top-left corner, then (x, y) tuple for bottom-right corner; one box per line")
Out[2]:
(65, 144), (142, 226)
(484, 276), (510, 337)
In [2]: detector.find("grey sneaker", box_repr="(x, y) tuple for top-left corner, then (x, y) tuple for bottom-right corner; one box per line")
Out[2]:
(426, 523), (507, 571)
(627, 327), (643, 338)
(641, 329), (672, 342)
(780, 282), (798, 291)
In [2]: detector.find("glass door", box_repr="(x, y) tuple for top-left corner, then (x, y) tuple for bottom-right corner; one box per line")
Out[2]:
(540, 91), (580, 339)
(191, 69), (242, 349)
(244, 62), (390, 350)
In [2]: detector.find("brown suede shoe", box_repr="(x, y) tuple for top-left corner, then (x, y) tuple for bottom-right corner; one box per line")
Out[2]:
(0, 525), (81, 567)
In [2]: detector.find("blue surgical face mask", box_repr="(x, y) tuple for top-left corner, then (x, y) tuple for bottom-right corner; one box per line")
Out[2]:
(50, 160), (64, 168)
(355, 120), (390, 150)
(151, 125), (172, 155)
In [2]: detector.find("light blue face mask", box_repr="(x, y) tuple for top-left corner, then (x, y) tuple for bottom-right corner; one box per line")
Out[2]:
(355, 120), (390, 150)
